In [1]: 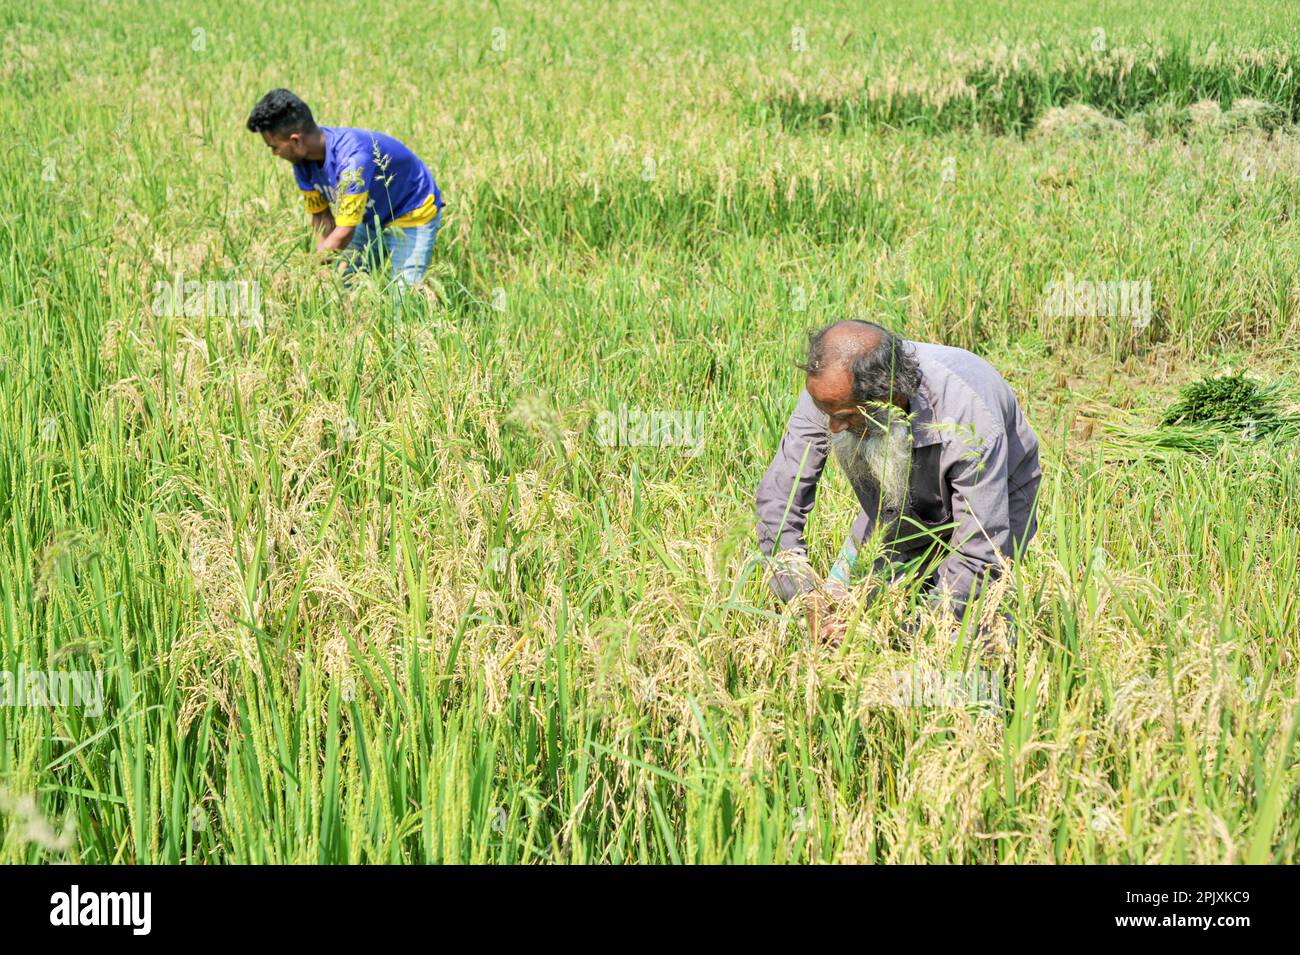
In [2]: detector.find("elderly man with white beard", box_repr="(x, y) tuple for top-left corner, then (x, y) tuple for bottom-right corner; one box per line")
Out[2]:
(755, 320), (1042, 643)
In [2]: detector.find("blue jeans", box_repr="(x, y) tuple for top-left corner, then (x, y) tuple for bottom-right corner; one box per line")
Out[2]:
(343, 210), (442, 287)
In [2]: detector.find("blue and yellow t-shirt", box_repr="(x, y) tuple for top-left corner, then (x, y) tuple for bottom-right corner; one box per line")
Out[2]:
(292, 126), (442, 228)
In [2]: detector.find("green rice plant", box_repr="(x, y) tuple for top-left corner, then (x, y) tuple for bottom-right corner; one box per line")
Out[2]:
(1107, 373), (1300, 460)
(1161, 372), (1289, 431)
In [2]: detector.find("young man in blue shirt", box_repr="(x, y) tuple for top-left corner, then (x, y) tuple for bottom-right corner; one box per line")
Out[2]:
(247, 89), (444, 286)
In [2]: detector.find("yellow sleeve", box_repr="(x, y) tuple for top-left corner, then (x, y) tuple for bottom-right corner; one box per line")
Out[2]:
(334, 192), (369, 227)
(302, 190), (329, 214)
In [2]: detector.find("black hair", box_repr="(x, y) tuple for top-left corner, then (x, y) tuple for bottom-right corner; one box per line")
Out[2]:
(246, 89), (317, 135)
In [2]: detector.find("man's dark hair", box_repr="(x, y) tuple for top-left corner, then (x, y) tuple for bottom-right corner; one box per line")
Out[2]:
(801, 320), (922, 405)
(246, 89), (316, 135)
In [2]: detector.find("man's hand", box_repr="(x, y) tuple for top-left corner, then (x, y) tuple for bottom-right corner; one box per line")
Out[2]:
(310, 209), (336, 242)
(316, 224), (356, 254)
(805, 593), (847, 646)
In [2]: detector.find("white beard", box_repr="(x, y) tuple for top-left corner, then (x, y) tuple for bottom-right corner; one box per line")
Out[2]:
(830, 420), (913, 514)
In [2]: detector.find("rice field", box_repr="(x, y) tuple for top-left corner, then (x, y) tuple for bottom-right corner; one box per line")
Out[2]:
(1, 0), (1298, 863)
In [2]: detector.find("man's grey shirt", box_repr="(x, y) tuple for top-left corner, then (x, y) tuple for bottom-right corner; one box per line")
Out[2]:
(755, 341), (1042, 614)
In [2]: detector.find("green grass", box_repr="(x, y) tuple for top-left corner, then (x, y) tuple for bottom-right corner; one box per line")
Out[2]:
(1, 0), (1298, 863)
(754, 39), (1300, 135)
